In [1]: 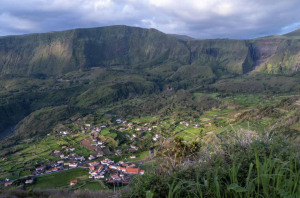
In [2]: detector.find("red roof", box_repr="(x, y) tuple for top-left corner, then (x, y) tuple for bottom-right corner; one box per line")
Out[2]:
(5, 182), (13, 186)
(70, 180), (77, 184)
(126, 168), (145, 174)
(126, 168), (139, 174)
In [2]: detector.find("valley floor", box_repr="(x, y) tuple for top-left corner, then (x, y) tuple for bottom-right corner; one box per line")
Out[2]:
(1, 92), (300, 193)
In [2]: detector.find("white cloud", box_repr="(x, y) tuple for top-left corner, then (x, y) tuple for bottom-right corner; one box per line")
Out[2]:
(0, 0), (300, 38)
(0, 13), (37, 32)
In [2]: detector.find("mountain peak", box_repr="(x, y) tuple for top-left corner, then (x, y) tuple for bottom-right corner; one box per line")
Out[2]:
(283, 27), (300, 37)
(169, 34), (195, 41)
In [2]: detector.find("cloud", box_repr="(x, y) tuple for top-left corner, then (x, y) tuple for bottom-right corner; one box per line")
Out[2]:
(0, 0), (300, 38)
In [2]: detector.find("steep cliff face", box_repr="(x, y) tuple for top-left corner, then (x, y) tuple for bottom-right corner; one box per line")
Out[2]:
(1, 26), (300, 77)
(252, 38), (300, 74)
(186, 39), (253, 75)
(0, 26), (190, 76)
(0, 30), (79, 75)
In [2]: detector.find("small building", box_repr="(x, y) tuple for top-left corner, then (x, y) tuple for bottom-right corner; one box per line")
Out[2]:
(35, 166), (45, 171)
(70, 180), (77, 186)
(89, 166), (95, 173)
(127, 164), (136, 168)
(60, 131), (70, 135)
(130, 156), (136, 159)
(54, 150), (60, 154)
(25, 180), (33, 184)
(97, 153), (103, 158)
(52, 167), (58, 172)
(94, 175), (104, 179)
(130, 145), (138, 150)
(111, 175), (122, 181)
(75, 156), (84, 161)
(69, 163), (78, 168)
(109, 165), (119, 170)
(88, 155), (96, 160)
(57, 160), (64, 164)
(126, 168), (145, 175)
(4, 182), (13, 187)
(101, 158), (114, 165)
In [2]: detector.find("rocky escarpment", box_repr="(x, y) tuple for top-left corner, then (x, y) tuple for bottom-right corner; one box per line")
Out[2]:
(1, 25), (300, 76)
(252, 38), (300, 74)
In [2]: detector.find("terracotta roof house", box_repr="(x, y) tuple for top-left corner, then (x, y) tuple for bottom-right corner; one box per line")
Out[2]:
(52, 167), (58, 172)
(89, 166), (95, 172)
(126, 168), (145, 175)
(109, 165), (119, 170)
(4, 182), (13, 187)
(70, 180), (77, 186)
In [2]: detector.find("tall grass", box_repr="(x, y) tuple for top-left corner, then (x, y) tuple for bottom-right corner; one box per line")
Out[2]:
(128, 128), (300, 198)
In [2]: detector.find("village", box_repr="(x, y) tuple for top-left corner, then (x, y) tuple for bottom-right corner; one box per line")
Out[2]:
(1, 103), (236, 190)
(0, 117), (167, 189)
(0, 93), (286, 191)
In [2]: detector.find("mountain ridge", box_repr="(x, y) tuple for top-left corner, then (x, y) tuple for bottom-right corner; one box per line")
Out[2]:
(1, 25), (300, 77)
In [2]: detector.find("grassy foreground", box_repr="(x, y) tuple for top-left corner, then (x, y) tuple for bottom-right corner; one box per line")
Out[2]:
(127, 130), (300, 198)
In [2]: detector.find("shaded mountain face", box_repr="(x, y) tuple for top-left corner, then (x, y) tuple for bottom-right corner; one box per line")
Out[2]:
(1, 26), (300, 77)
(2, 25), (298, 77)
(0, 26), (189, 76)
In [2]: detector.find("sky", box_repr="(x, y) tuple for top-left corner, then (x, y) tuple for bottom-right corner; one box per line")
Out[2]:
(1, 0), (300, 39)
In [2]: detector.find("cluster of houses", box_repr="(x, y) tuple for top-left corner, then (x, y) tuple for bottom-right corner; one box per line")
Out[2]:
(86, 158), (145, 184)
(3, 177), (34, 187)
(32, 148), (86, 176)
(180, 121), (190, 127)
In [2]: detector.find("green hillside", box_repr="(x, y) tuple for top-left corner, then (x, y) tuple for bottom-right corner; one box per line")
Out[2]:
(1, 25), (300, 140)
